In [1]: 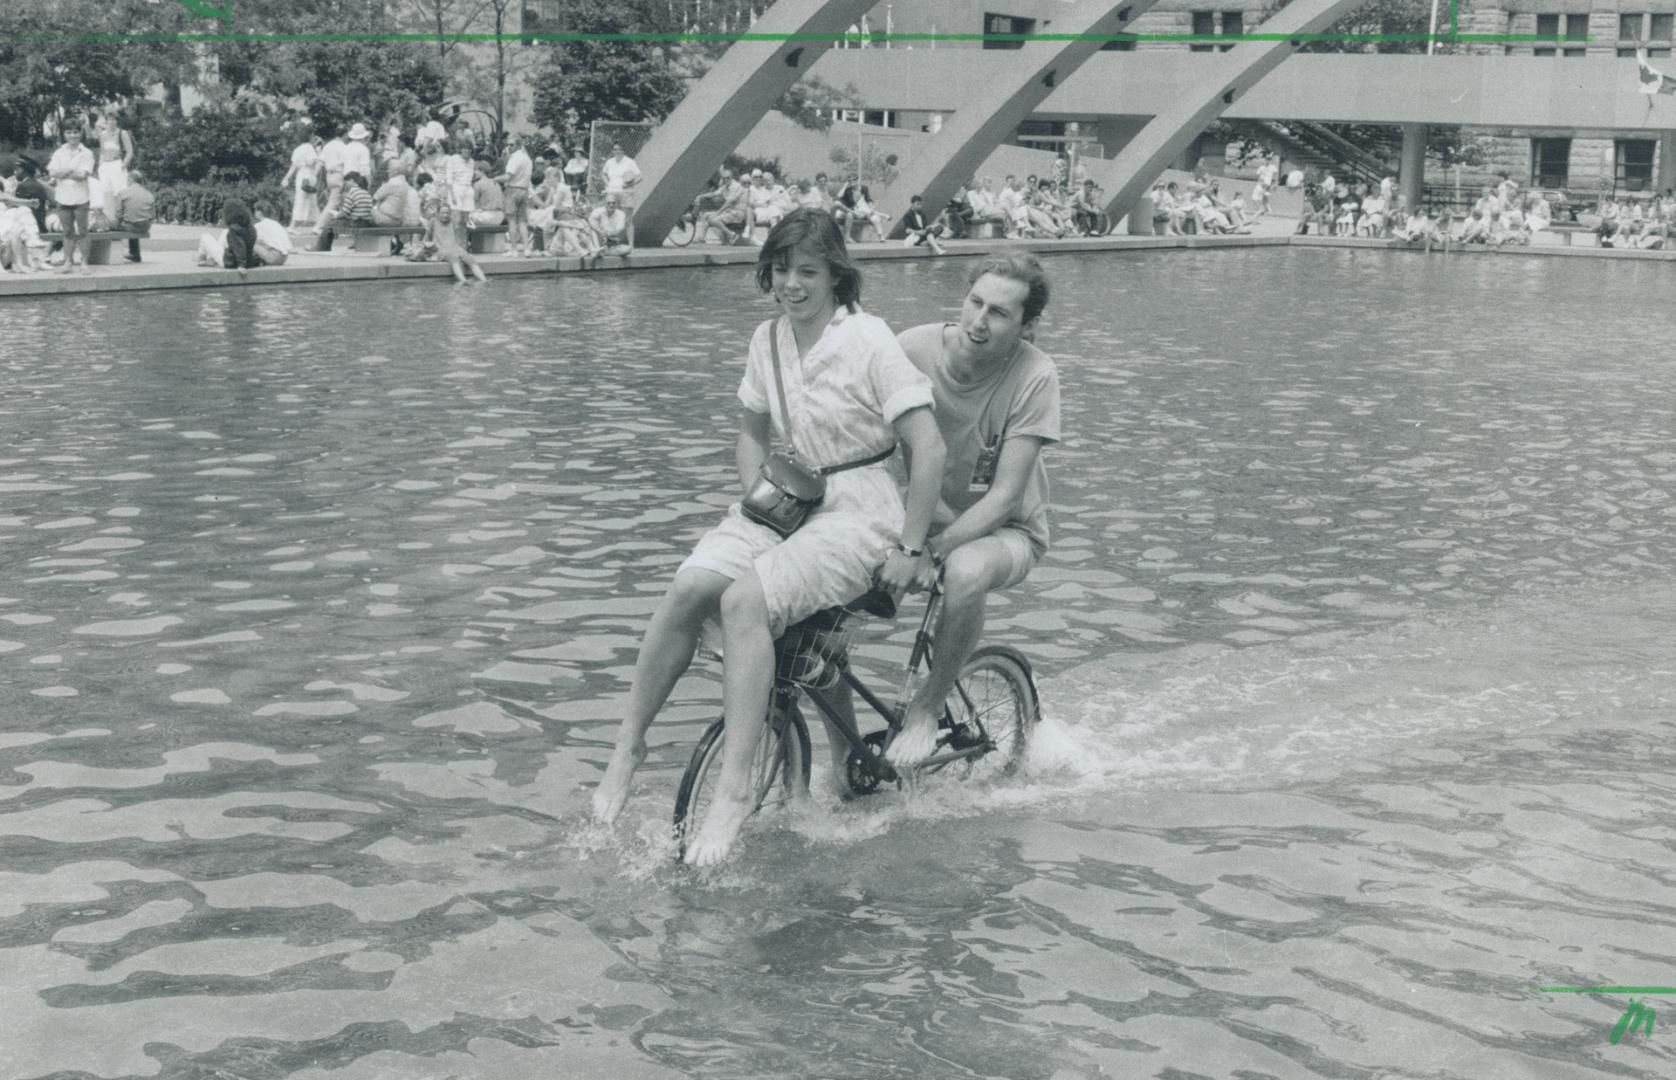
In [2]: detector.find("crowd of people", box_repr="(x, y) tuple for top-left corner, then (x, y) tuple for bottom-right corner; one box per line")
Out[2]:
(1, 108), (155, 275)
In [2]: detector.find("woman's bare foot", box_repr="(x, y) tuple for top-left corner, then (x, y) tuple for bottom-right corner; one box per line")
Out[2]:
(591, 739), (646, 823)
(683, 791), (753, 867)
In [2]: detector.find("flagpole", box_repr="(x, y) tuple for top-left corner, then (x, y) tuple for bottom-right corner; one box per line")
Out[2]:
(1427, 0), (1440, 55)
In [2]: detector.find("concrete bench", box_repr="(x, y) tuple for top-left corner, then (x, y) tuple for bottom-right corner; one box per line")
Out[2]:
(468, 225), (509, 254)
(38, 230), (134, 265)
(1547, 224), (1591, 247)
(348, 224), (425, 255)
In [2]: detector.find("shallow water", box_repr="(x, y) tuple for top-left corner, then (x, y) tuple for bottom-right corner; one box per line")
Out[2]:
(3, 249), (1676, 1078)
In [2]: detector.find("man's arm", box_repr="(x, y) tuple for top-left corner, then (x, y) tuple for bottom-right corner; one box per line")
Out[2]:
(927, 435), (1045, 560)
(878, 405), (945, 596)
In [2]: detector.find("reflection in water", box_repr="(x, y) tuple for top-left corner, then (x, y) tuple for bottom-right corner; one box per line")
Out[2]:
(3, 250), (1676, 1078)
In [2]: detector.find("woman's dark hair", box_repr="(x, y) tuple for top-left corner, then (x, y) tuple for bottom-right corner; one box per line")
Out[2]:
(415, 171), (433, 187)
(222, 198), (253, 228)
(754, 208), (862, 312)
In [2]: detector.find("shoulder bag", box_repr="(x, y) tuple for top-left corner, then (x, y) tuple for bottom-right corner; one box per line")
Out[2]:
(740, 318), (894, 537)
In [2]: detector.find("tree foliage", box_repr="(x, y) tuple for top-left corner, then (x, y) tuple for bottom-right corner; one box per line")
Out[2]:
(530, 0), (686, 147)
(139, 101), (293, 184)
(0, 0), (195, 147)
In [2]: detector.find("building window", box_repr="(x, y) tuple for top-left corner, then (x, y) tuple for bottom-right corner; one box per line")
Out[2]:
(1565, 14), (1589, 38)
(1617, 139), (1655, 190)
(1190, 10), (1215, 51)
(1653, 47), (1674, 56)
(983, 12), (1036, 50)
(1533, 47), (1557, 56)
(1536, 13), (1558, 39)
(1654, 13), (1675, 38)
(1620, 13), (1644, 40)
(1619, 47), (1640, 56)
(1531, 138), (1571, 188)
(1101, 35), (1137, 50)
(1563, 47), (1587, 56)
(1219, 11), (1242, 50)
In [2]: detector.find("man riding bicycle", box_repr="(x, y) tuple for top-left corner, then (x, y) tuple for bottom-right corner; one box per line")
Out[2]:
(823, 252), (1061, 778)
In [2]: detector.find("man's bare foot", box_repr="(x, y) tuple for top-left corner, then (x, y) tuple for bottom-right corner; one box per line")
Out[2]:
(885, 700), (941, 767)
(591, 740), (646, 824)
(683, 792), (753, 867)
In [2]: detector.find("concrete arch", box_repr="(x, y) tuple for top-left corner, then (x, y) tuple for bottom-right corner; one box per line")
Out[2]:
(634, 0), (877, 244)
(881, 0), (1165, 231)
(1098, 0), (1372, 224)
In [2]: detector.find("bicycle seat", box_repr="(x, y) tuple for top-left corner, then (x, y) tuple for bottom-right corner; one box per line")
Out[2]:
(843, 588), (897, 620)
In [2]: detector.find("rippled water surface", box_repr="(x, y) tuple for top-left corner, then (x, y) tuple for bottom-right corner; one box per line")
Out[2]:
(4, 249), (1676, 1079)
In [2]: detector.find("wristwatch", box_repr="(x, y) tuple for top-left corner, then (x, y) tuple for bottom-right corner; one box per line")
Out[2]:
(895, 542), (924, 558)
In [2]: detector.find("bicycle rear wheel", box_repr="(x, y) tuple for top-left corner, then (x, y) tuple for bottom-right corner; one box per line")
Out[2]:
(667, 213), (695, 247)
(672, 703), (810, 859)
(945, 646), (1038, 782)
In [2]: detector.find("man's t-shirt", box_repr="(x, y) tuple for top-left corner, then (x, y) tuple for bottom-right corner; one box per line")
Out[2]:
(602, 155), (641, 194)
(589, 206), (627, 239)
(320, 139), (348, 179)
(503, 148), (532, 189)
(372, 177), (410, 222)
(16, 177), (53, 230)
(899, 323), (1062, 554)
(48, 144), (96, 207)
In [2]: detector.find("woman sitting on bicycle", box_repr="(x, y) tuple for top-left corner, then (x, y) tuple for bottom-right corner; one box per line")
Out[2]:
(591, 208), (947, 866)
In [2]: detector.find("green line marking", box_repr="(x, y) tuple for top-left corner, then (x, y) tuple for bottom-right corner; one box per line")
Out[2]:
(0, 28), (1613, 46)
(1541, 986), (1676, 994)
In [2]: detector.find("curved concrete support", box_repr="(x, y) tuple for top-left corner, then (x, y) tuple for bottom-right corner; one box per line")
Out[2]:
(634, 0), (877, 244)
(881, 0), (1164, 233)
(1099, 0), (1372, 224)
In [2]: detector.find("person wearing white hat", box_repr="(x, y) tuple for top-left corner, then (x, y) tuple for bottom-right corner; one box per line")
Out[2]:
(343, 123), (374, 189)
(318, 127), (348, 219)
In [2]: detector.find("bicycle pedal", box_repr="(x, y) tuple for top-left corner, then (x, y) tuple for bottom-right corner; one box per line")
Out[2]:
(940, 723), (985, 751)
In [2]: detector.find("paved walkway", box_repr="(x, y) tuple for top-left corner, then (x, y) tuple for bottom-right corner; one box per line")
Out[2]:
(3, 216), (1668, 299)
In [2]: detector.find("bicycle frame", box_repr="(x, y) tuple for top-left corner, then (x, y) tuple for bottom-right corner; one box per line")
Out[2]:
(789, 583), (998, 785)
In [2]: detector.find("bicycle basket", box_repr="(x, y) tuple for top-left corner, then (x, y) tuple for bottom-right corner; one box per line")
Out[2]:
(774, 605), (855, 690)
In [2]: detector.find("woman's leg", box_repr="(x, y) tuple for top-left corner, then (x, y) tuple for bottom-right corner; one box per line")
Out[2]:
(684, 569), (777, 866)
(592, 569), (732, 822)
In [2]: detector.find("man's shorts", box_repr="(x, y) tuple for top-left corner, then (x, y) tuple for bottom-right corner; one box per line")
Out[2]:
(60, 204), (90, 237)
(505, 187), (530, 216)
(716, 209), (747, 227)
(962, 526), (1039, 592)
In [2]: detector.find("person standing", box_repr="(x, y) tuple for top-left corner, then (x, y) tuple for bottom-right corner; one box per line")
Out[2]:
(283, 129), (323, 229)
(318, 127), (349, 221)
(47, 128), (96, 274)
(496, 138), (534, 256)
(114, 167), (155, 263)
(343, 124), (374, 191)
(601, 142), (642, 247)
(91, 108), (133, 223)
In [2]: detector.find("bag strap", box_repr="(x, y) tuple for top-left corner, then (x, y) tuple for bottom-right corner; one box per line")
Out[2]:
(768, 318), (897, 474)
(767, 316), (798, 455)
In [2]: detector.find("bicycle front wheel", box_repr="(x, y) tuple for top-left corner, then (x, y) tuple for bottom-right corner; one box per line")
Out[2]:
(667, 214), (695, 247)
(947, 646), (1039, 781)
(672, 704), (811, 859)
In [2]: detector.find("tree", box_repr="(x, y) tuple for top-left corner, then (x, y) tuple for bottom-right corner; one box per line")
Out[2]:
(828, 143), (899, 188)
(0, 0), (198, 146)
(529, 0), (686, 148)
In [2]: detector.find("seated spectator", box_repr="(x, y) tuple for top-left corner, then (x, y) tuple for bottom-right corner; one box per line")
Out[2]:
(1526, 195), (1552, 237)
(11, 162), (52, 236)
(434, 204), (487, 284)
(1150, 183), (1176, 235)
(371, 166), (416, 252)
(831, 178), (858, 233)
(1334, 190), (1359, 236)
(1194, 191), (1235, 234)
(1072, 180), (1103, 234)
(253, 202), (294, 265)
(222, 198), (260, 275)
(969, 177), (1009, 232)
(1356, 192), (1386, 237)
(0, 188), (41, 272)
(698, 168), (751, 245)
(195, 228), (229, 267)
(796, 179), (827, 212)
(114, 167), (154, 263)
(588, 192), (631, 255)
(1497, 204), (1528, 245)
(996, 175), (1031, 236)
(942, 182), (976, 239)
(470, 159), (505, 227)
(852, 184), (890, 240)
(1456, 208), (1491, 244)
(747, 168), (780, 229)
(313, 172), (375, 250)
(900, 194), (946, 255)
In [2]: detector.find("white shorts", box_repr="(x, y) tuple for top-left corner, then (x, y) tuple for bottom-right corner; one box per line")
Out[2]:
(679, 503), (892, 639)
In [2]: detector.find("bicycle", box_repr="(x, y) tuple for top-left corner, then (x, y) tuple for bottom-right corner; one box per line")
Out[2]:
(672, 577), (1041, 860)
(665, 188), (729, 247)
